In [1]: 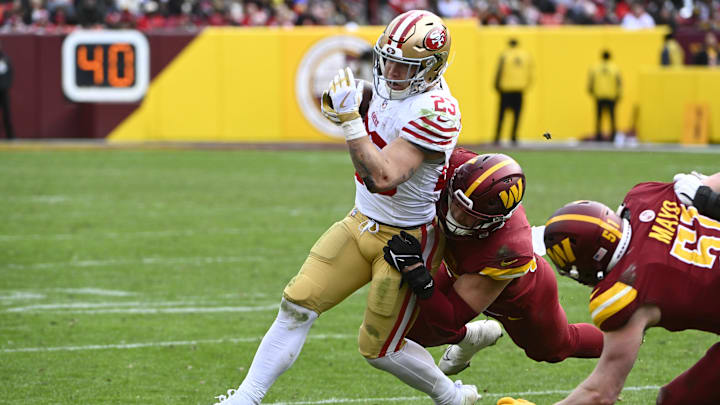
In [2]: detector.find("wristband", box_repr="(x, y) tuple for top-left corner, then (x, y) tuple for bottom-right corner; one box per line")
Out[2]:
(694, 186), (720, 220)
(341, 117), (368, 141)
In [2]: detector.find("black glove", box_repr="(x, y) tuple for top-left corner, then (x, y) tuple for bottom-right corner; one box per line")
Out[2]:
(383, 231), (434, 299)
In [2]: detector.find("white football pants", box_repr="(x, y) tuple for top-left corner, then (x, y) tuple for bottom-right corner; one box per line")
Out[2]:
(367, 339), (463, 405)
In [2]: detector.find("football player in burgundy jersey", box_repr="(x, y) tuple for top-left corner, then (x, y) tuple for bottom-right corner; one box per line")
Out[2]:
(541, 171), (720, 405)
(384, 148), (604, 377)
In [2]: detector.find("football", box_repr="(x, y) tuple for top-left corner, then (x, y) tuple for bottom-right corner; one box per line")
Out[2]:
(358, 79), (374, 119)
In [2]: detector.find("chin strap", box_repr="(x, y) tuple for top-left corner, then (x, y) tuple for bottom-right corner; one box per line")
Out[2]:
(607, 218), (632, 273)
(694, 186), (720, 221)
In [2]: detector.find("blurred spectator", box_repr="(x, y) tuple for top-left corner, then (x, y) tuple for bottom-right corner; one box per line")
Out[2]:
(693, 30), (720, 65)
(661, 31), (685, 65)
(76, 0), (108, 27)
(621, 1), (655, 28)
(0, 40), (13, 140)
(0, 0), (715, 31)
(437, 0), (473, 18)
(493, 37), (532, 146)
(477, 0), (510, 24)
(588, 49), (622, 142)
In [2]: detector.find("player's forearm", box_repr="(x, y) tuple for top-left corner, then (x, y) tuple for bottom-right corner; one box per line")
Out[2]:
(702, 172), (720, 192)
(347, 136), (421, 193)
(347, 137), (403, 192)
(554, 382), (616, 405)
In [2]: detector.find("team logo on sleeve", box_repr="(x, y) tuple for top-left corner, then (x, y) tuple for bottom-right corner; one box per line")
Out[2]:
(424, 27), (447, 51)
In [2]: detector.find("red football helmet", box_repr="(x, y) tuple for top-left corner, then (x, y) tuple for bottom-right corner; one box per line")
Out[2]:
(543, 200), (630, 286)
(441, 153), (525, 239)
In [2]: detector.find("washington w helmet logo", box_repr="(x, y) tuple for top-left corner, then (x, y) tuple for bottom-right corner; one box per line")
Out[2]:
(499, 179), (524, 209)
(546, 237), (577, 267)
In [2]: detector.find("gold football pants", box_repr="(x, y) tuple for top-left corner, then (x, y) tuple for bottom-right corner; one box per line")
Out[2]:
(284, 209), (444, 359)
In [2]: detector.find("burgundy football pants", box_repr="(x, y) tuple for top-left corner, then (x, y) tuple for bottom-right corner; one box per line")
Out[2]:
(657, 342), (720, 405)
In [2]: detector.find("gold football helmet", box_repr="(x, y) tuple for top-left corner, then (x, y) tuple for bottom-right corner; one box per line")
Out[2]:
(373, 10), (451, 100)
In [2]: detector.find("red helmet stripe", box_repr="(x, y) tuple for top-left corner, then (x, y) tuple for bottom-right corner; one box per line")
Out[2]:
(396, 12), (429, 46)
(464, 159), (514, 197)
(545, 214), (623, 239)
(388, 11), (427, 48)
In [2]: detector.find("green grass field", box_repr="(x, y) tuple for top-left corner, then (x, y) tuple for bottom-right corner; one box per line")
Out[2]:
(1, 147), (718, 405)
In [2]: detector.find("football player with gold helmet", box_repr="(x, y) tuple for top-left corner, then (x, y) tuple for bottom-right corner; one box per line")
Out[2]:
(214, 10), (476, 405)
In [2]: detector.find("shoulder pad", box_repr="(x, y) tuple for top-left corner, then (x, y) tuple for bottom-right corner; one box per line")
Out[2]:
(398, 92), (461, 152)
(589, 281), (638, 331)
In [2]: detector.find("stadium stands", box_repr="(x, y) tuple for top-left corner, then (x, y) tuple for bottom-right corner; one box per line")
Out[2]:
(0, 0), (717, 32)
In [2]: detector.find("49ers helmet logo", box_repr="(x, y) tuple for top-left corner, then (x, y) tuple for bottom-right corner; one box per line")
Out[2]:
(424, 27), (447, 51)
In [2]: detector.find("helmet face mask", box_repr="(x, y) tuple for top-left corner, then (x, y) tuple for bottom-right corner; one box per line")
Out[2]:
(372, 10), (451, 100)
(441, 153), (526, 239)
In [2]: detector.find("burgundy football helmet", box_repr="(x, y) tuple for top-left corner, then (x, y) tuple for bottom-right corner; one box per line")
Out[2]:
(543, 200), (631, 286)
(441, 153), (526, 239)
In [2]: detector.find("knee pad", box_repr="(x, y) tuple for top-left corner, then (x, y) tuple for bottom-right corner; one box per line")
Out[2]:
(277, 298), (318, 329)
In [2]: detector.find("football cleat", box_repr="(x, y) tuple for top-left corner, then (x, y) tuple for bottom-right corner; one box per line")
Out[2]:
(439, 319), (503, 375)
(454, 380), (481, 405)
(213, 387), (248, 405)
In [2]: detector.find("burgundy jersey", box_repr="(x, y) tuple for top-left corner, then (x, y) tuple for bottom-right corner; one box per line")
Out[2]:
(589, 182), (720, 334)
(443, 204), (537, 280)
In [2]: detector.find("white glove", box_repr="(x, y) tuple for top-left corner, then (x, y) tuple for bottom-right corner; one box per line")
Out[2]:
(674, 172), (704, 205)
(326, 67), (366, 140)
(320, 91), (341, 124)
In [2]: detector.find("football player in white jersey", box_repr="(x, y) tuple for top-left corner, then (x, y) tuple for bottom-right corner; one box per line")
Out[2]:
(214, 10), (474, 405)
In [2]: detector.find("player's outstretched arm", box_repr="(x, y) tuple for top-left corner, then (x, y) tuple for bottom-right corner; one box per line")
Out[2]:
(555, 304), (660, 405)
(452, 273), (510, 315)
(702, 171), (720, 192)
(675, 171), (720, 220)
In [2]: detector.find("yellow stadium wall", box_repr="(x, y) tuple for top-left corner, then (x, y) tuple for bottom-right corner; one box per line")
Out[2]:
(638, 68), (720, 143)
(110, 23), (676, 143)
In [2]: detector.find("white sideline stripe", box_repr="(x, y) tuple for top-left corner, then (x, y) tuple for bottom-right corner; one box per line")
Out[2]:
(1, 333), (354, 353)
(47, 305), (280, 314)
(3, 256), (269, 270)
(264, 386), (662, 404)
(7, 301), (222, 311)
(0, 292), (46, 300)
(0, 227), (320, 242)
(6, 302), (278, 314)
(53, 288), (136, 296)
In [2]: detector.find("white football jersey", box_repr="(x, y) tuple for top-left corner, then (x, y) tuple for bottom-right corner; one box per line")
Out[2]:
(355, 78), (461, 227)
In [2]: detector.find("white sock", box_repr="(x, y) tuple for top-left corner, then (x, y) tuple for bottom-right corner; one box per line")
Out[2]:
(366, 339), (461, 405)
(228, 298), (318, 404)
